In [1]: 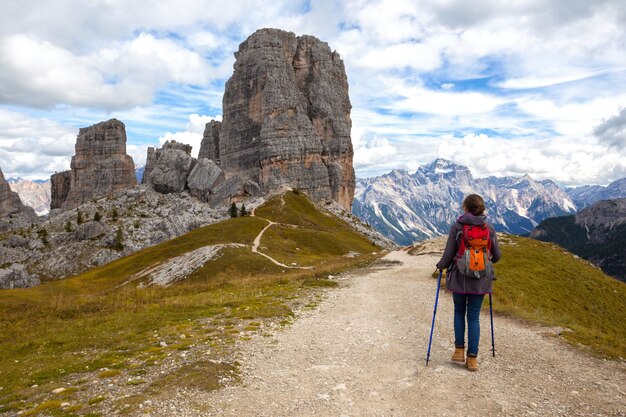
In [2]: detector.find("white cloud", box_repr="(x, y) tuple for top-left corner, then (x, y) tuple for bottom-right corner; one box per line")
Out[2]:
(158, 114), (222, 158)
(594, 108), (626, 149)
(434, 133), (626, 186)
(0, 109), (76, 179)
(0, 32), (215, 109)
(352, 128), (398, 171)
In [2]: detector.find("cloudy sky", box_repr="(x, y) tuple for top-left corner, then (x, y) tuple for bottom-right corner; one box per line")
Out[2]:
(0, 0), (625, 186)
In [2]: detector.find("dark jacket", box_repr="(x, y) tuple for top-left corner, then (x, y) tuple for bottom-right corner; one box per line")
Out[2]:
(436, 212), (501, 294)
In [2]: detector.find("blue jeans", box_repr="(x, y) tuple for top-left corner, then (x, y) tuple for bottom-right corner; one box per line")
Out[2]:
(453, 293), (485, 357)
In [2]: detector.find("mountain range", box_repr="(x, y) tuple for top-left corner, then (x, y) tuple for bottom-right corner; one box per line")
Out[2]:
(354, 159), (587, 245)
(565, 178), (626, 208)
(7, 177), (51, 216)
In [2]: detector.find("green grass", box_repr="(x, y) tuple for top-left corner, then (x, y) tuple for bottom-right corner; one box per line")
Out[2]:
(0, 191), (382, 409)
(0, 216), (267, 307)
(257, 191), (378, 266)
(494, 235), (626, 358)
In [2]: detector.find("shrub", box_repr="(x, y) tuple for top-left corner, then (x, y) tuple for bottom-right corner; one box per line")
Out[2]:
(65, 221), (72, 233)
(94, 212), (102, 222)
(112, 228), (124, 251)
(111, 207), (119, 221)
(37, 228), (49, 245)
(76, 209), (84, 225)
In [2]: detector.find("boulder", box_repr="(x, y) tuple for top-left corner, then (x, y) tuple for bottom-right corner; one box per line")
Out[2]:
(187, 158), (225, 201)
(244, 180), (264, 197)
(6, 235), (30, 248)
(74, 221), (107, 241)
(148, 141), (196, 194)
(208, 175), (246, 207)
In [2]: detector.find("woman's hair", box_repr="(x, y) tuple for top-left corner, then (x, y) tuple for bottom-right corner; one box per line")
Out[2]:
(463, 194), (485, 216)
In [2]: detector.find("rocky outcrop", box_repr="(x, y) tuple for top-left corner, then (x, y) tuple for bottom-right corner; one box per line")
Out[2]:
(148, 141), (196, 194)
(0, 167), (39, 231)
(51, 170), (71, 209)
(198, 120), (222, 162)
(187, 159), (225, 202)
(198, 28), (355, 210)
(74, 221), (108, 241)
(52, 119), (136, 210)
(574, 198), (626, 232)
(141, 147), (158, 184)
(0, 186), (230, 282)
(0, 264), (40, 289)
(530, 198), (626, 281)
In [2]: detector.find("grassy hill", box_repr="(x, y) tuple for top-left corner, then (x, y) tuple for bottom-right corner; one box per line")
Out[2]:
(530, 214), (626, 281)
(494, 235), (626, 358)
(0, 191), (382, 415)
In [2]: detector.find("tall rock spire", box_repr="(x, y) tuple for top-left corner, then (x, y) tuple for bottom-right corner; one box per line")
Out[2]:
(200, 28), (355, 210)
(51, 119), (136, 210)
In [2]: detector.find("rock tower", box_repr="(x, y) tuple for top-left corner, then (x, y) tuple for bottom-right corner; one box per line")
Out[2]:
(199, 28), (355, 210)
(50, 119), (136, 210)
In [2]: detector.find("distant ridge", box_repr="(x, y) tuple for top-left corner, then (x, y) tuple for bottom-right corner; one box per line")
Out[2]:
(530, 198), (626, 281)
(566, 177), (626, 208)
(353, 159), (576, 245)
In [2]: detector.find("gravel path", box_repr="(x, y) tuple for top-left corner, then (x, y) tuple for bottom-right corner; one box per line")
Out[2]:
(152, 249), (625, 417)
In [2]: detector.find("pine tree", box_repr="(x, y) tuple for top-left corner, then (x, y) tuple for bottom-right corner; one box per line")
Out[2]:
(65, 220), (72, 233)
(229, 203), (238, 218)
(240, 204), (247, 217)
(76, 209), (84, 225)
(111, 207), (118, 221)
(94, 211), (102, 222)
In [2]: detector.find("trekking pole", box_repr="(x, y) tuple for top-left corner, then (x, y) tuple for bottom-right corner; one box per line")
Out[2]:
(426, 269), (443, 366)
(489, 293), (496, 357)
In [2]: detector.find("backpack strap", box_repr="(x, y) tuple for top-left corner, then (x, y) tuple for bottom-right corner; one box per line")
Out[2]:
(455, 224), (468, 259)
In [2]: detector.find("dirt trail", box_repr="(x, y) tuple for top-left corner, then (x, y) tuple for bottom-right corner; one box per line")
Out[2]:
(155, 250), (625, 417)
(250, 208), (314, 270)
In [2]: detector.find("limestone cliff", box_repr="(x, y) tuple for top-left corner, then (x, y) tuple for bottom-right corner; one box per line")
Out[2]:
(51, 119), (136, 210)
(199, 28), (355, 210)
(0, 167), (39, 231)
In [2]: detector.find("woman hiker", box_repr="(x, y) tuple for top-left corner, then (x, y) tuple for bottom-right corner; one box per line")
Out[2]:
(436, 194), (501, 371)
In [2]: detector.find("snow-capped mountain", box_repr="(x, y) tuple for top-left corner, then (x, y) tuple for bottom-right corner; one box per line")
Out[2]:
(353, 159), (577, 245)
(566, 178), (626, 209)
(7, 178), (51, 216)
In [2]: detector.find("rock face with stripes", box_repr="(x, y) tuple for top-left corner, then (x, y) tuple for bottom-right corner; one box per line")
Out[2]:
(50, 119), (136, 210)
(199, 28), (355, 210)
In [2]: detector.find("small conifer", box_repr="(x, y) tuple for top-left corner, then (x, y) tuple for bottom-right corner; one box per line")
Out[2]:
(112, 227), (124, 251)
(229, 202), (238, 218)
(240, 204), (247, 217)
(76, 209), (83, 225)
(94, 212), (102, 222)
(111, 207), (118, 221)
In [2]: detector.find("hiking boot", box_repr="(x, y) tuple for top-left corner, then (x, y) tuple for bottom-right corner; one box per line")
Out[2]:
(451, 347), (465, 362)
(465, 356), (478, 372)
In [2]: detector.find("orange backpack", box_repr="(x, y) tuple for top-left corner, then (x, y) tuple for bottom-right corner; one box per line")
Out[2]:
(456, 224), (494, 279)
